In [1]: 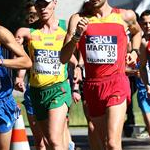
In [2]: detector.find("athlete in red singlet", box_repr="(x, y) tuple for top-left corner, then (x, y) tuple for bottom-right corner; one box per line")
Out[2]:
(60, 0), (142, 149)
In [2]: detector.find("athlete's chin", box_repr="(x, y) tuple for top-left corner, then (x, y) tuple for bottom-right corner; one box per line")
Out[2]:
(91, 2), (104, 8)
(41, 16), (49, 21)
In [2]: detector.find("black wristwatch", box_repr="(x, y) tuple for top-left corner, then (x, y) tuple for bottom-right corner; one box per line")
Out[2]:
(76, 64), (83, 70)
(72, 89), (80, 94)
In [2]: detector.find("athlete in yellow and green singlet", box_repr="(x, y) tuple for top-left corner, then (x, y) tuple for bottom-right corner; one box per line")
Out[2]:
(15, 0), (75, 150)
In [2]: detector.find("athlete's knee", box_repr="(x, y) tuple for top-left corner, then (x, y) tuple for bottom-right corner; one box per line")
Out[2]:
(47, 134), (63, 148)
(107, 138), (121, 150)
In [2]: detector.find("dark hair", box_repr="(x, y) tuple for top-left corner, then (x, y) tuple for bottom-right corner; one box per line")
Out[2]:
(140, 10), (150, 21)
(25, 1), (35, 11)
(78, 1), (92, 16)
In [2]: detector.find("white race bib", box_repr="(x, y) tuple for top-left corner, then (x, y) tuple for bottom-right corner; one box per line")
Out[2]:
(33, 49), (62, 75)
(86, 35), (118, 64)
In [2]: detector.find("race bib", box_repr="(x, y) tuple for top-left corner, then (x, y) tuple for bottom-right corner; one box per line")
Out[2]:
(86, 35), (118, 64)
(33, 49), (62, 75)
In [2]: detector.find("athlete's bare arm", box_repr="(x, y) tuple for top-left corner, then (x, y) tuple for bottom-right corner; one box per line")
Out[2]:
(0, 26), (32, 69)
(122, 9), (142, 65)
(60, 14), (81, 64)
(60, 14), (84, 83)
(124, 10), (141, 49)
(14, 27), (31, 91)
(15, 69), (26, 92)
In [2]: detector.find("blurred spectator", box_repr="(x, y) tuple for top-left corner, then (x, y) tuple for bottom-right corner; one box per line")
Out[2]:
(136, 10), (150, 138)
(24, 1), (39, 25)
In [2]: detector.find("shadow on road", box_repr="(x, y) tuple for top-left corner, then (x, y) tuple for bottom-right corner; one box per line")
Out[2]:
(28, 135), (150, 150)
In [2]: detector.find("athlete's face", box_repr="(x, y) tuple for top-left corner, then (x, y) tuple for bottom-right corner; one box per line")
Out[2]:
(26, 6), (39, 24)
(141, 15), (150, 35)
(35, 0), (56, 21)
(89, 0), (106, 8)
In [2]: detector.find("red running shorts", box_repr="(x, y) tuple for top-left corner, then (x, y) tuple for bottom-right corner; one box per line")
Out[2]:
(83, 74), (131, 117)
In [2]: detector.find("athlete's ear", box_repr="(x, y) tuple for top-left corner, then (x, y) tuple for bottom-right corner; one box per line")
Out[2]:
(52, 0), (57, 9)
(53, 0), (57, 5)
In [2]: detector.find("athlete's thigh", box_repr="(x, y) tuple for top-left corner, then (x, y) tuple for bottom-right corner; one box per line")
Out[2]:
(39, 103), (68, 139)
(48, 103), (68, 134)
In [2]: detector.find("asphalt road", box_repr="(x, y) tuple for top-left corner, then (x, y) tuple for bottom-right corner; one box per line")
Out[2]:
(27, 127), (150, 150)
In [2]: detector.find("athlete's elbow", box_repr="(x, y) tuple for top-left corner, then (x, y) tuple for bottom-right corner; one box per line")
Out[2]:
(26, 59), (32, 69)
(22, 57), (32, 69)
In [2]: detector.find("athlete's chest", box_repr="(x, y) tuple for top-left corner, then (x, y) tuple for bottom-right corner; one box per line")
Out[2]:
(86, 13), (126, 35)
(29, 28), (66, 50)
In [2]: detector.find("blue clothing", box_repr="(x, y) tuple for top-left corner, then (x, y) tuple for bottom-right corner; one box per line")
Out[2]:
(136, 62), (150, 113)
(0, 45), (20, 133)
(136, 78), (150, 113)
(22, 84), (35, 115)
(0, 47), (13, 98)
(0, 95), (20, 133)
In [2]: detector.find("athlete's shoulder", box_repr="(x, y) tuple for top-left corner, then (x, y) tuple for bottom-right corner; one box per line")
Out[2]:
(70, 13), (81, 21)
(68, 13), (82, 28)
(120, 9), (136, 22)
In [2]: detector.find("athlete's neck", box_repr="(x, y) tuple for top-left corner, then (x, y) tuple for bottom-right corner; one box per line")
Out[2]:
(40, 16), (59, 34)
(93, 3), (112, 18)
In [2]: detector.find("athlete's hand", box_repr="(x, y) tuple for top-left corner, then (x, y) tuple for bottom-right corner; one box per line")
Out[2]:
(76, 17), (89, 36)
(14, 77), (25, 92)
(126, 51), (137, 67)
(73, 67), (82, 83)
(72, 91), (81, 103)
